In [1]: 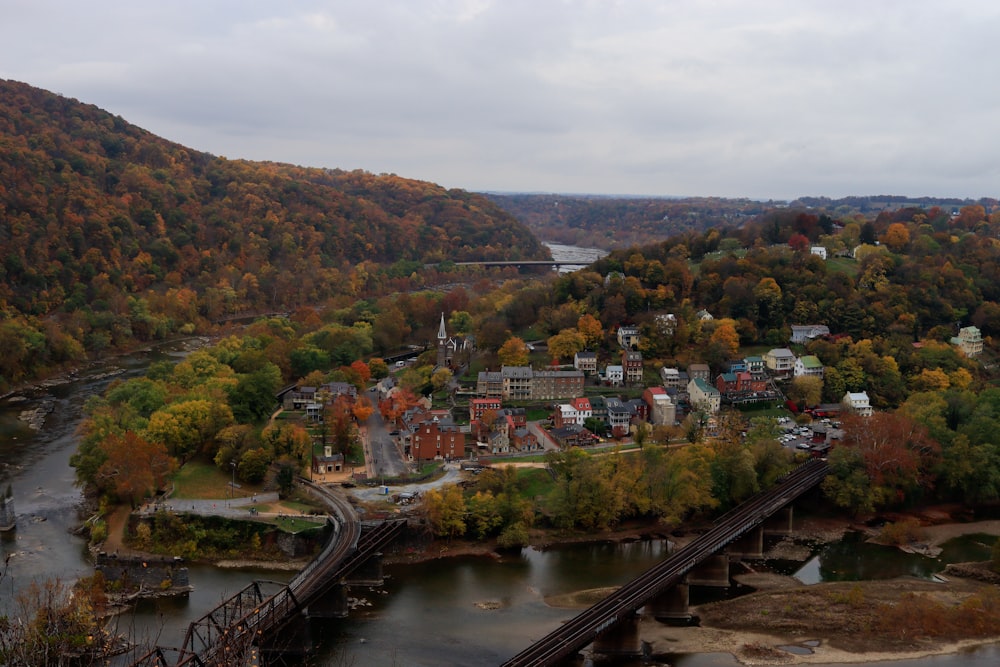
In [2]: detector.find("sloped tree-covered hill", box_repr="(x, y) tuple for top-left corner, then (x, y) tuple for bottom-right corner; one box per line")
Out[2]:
(0, 79), (548, 387)
(486, 192), (770, 249)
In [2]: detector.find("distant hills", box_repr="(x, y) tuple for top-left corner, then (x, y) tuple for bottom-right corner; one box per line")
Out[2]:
(486, 193), (998, 251)
(0, 79), (547, 385)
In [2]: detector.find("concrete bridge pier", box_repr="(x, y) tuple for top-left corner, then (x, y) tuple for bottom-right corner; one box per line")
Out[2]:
(307, 583), (350, 618)
(764, 505), (794, 536)
(591, 612), (643, 658)
(646, 582), (691, 622)
(346, 553), (385, 586)
(687, 553), (730, 587)
(728, 525), (764, 559)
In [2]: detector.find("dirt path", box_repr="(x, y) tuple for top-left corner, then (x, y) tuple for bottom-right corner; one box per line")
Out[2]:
(101, 505), (134, 554)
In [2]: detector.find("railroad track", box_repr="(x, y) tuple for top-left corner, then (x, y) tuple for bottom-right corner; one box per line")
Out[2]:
(501, 459), (829, 667)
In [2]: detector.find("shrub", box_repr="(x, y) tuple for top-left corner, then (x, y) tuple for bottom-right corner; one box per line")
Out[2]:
(880, 518), (926, 546)
(497, 522), (529, 549)
(89, 520), (108, 544)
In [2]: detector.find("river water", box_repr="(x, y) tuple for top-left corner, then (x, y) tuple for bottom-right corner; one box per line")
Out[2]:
(544, 242), (609, 272)
(3, 336), (1000, 666)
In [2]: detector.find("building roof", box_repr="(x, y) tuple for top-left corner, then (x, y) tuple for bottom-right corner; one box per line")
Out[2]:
(799, 355), (823, 368)
(692, 377), (720, 395)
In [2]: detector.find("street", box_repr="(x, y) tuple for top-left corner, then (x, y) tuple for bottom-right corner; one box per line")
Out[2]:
(362, 392), (408, 480)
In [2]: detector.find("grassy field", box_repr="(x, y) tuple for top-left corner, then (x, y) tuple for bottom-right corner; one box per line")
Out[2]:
(826, 256), (859, 276)
(517, 467), (555, 500)
(171, 460), (258, 500)
(258, 514), (325, 533)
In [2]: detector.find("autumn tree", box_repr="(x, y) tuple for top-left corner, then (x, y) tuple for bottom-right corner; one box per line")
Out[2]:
(350, 359), (373, 386)
(145, 399), (234, 462)
(547, 328), (586, 363)
(881, 222), (911, 252)
(706, 318), (740, 367)
(260, 422), (311, 464)
(326, 395), (358, 456)
(96, 432), (176, 507)
(352, 395), (375, 422)
(0, 578), (118, 665)
(823, 412), (940, 513)
(424, 485), (467, 539)
(431, 367), (454, 393)
(498, 336), (530, 367)
(368, 357), (389, 379)
(577, 313), (604, 348)
(788, 375), (823, 409)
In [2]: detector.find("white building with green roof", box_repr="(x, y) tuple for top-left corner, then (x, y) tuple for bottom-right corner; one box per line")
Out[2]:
(794, 355), (824, 378)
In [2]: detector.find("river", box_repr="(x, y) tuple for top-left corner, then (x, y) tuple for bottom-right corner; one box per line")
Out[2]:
(544, 242), (609, 272)
(3, 341), (1000, 666)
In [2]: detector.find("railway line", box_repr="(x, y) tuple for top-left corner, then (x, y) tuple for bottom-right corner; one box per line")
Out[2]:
(127, 479), (407, 666)
(501, 459), (829, 667)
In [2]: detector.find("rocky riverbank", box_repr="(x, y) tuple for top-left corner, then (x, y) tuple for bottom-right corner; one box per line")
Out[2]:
(537, 515), (1000, 666)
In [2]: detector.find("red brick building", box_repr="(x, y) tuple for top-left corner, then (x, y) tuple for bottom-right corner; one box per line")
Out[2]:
(411, 418), (466, 461)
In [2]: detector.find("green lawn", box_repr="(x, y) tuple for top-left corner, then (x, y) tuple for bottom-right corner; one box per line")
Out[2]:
(171, 460), (257, 500)
(260, 515), (325, 533)
(517, 467), (555, 500)
(826, 256), (859, 277)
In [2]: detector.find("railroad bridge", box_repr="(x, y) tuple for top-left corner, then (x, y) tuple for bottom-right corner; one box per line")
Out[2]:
(126, 480), (405, 666)
(501, 458), (829, 667)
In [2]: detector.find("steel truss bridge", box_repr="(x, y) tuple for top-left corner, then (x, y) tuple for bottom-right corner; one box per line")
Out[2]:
(126, 481), (405, 666)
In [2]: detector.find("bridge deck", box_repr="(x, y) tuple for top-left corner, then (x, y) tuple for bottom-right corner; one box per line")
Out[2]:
(125, 481), (405, 666)
(501, 459), (829, 667)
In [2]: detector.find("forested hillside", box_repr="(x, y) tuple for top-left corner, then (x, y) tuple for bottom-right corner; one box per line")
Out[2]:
(487, 192), (1000, 251)
(485, 193), (772, 249)
(0, 79), (547, 387)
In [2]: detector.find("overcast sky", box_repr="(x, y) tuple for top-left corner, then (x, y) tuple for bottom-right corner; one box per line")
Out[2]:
(2, 1), (998, 201)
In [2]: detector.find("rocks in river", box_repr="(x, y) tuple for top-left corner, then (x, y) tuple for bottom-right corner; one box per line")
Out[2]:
(19, 399), (55, 430)
(474, 600), (503, 610)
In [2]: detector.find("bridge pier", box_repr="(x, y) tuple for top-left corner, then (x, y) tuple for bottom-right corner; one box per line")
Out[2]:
(728, 525), (764, 559)
(687, 553), (730, 587)
(346, 552), (385, 586)
(764, 505), (794, 536)
(591, 612), (643, 658)
(646, 582), (691, 622)
(308, 583), (350, 618)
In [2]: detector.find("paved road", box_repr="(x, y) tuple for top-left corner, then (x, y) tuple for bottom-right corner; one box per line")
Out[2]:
(363, 389), (407, 479)
(349, 463), (466, 502)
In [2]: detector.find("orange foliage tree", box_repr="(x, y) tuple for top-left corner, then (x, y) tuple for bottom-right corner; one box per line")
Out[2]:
(96, 432), (176, 507)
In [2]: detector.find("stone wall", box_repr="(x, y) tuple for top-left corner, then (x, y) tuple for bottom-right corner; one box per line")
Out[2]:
(95, 552), (190, 593)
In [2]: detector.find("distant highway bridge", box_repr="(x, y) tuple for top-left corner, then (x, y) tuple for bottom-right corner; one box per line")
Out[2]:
(426, 260), (597, 270)
(501, 459), (829, 667)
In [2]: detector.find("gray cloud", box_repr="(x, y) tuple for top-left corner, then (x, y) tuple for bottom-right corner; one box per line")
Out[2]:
(2, 0), (999, 200)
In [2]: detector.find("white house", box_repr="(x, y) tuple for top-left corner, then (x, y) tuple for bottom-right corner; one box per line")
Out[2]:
(790, 325), (830, 344)
(842, 391), (873, 417)
(617, 325), (640, 349)
(605, 365), (624, 386)
(810, 246), (828, 260)
(688, 378), (721, 414)
(951, 326), (983, 358)
(794, 355), (825, 378)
